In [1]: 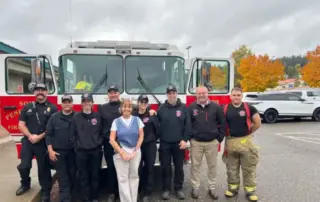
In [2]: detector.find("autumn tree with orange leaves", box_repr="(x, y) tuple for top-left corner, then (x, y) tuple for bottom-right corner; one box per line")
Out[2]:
(238, 55), (285, 92)
(209, 66), (227, 89)
(299, 45), (320, 87)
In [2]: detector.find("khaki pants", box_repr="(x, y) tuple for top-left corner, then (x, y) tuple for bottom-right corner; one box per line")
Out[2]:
(190, 139), (219, 190)
(222, 135), (259, 191)
(114, 150), (141, 202)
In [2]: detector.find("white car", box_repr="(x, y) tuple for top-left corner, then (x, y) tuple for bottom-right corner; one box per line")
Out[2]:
(245, 92), (320, 123)
(283, 89), (320, 101)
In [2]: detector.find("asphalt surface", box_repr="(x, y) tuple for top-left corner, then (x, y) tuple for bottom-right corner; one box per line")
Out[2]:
(51, 119), (320, 202)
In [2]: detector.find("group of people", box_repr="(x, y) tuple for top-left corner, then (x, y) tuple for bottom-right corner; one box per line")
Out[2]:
(15, 82), (261, 202)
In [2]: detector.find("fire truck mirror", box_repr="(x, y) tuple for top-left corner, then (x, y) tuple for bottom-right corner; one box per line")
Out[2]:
(29, 58), (45, 91)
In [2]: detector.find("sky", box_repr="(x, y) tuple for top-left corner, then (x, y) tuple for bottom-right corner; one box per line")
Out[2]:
(1, 0), (320, 65)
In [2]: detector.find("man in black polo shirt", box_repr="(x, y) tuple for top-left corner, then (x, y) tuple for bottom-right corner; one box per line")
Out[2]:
(16, 83), (58, 202)
(222, 87), (261, 202)
(46, 94), (76, 202)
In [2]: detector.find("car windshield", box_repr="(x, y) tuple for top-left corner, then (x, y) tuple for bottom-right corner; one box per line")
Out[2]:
(58, 54), (123, 94)
(125, 56), (185, 94)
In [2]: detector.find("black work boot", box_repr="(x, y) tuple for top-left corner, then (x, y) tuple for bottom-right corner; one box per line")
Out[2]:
(107, 193), (116, 202)
(40, 194), (50, 202)
(191, 188), (199, 199)
(161, 191), (170, 200)
(16, 185), (30, 196)
(209, 189), (219, 200)
(176, 190), (185, 200)
(141, 195), (151, 202)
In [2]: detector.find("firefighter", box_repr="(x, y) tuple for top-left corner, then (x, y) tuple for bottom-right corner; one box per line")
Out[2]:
(46, 94), (76, 202)
(157, 85), (192, 200)
(98, 84), (121, 202)
(70, 93), (103, 202)
(16, 83), (58, 202)
(134, 94), (160, 202)
(188, 85), (225, 200)
(98, 85), (157, 202)
(222, 87), (261, 202)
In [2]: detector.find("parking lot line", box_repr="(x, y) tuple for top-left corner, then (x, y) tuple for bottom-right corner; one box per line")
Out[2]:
(274, 133), (320, 145)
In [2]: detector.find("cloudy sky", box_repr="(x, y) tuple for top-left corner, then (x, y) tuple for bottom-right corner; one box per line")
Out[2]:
(1, 0), (319, 64)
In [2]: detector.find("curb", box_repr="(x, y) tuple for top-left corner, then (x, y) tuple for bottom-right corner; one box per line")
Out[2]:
(0, 135), (13, 145)
(28, 172), (58, 202)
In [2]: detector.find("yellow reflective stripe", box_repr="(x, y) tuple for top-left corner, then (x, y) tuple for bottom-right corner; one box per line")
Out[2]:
(229, 184), (239, 190)
(244, 186), (256, 192)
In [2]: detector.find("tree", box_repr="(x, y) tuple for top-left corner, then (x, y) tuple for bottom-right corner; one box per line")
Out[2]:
(238, 54), (285, 92)
(300, 45), (320, 87)
(209, 66), (226, 89)
(231, 45), (253, 87)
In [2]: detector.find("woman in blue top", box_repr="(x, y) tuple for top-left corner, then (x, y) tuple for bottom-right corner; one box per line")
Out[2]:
(109, 98), (144, 202)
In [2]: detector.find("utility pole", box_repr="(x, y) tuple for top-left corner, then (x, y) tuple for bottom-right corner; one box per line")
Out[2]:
(186, 46), (192, 59)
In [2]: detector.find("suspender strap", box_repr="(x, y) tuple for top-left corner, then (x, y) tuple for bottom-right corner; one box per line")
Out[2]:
(243, 102), (252, 134)
(223, 104), (230, 136)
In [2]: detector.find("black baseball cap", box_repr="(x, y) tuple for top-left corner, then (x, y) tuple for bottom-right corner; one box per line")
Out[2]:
(166, 84), (177, 93)
(138, 94), (149, 102)
(107, 84), (119, 92)
(81, 93), (93, 102)
(34, 83), (47, 91)
(61, 94), (73, 102)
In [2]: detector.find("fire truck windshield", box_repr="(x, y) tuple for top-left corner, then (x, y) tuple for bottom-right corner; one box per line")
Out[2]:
(125, 56), (185, 94)
(58, 54), (123, 94)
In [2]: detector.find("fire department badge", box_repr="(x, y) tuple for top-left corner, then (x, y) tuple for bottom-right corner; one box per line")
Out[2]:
(91, 118), (97, 125)
(193, 109), (198, 116)
(142, 117), (149, 123)
(176, 110), (181, 117)
(239, 110), (246, 116)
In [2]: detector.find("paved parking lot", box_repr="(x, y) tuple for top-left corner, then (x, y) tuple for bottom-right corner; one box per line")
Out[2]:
(49, 119), (320, 202)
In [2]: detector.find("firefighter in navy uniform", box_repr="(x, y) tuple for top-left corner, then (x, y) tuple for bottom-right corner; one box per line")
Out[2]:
(16, 83), (58, 202)
(98, 85), (121, 202)
(133, 94), (160, 202)
(71, 93), (104, 202)
(46, 94), (76, 202)
(157, 85), (192, 200)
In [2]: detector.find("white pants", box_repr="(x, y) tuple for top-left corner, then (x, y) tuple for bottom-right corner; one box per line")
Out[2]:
(114, 150), (141, 202)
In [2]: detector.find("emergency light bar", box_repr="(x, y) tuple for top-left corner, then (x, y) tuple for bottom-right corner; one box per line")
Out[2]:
(68, 40), (179, 51)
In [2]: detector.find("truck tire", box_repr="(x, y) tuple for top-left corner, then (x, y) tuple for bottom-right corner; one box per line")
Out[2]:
(312, 108), (320, 122)
(263, 109), (278, 124)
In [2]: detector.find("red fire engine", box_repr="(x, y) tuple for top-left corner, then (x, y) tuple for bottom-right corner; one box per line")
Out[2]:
(0, 40), (234, 166)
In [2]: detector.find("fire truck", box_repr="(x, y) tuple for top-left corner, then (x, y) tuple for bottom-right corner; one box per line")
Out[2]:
(0, 40), (234, 167)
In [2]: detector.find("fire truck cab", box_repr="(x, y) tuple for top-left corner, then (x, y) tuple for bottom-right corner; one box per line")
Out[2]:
(0, 40), (234, 167)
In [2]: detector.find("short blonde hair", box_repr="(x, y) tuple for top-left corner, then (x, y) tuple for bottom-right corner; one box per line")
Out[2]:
(119, 98), (133, 114)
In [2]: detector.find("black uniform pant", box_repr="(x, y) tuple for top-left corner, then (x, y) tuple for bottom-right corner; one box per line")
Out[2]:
(103, 139), (118, 194)
(139, 140), (157, 195)
(17, 137), (52, 196)
(159, 141), (185, 191)
(76, 148), (102, 200)
(54, 150), (76, 202)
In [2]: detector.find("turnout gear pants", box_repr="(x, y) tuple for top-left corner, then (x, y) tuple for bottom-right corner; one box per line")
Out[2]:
(54, 150), (76, 202)
(190, 139), (219, 190)
(17, 138), (52, 196)
(76, 148), (102, 200)
(222, 135), (259, 192)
